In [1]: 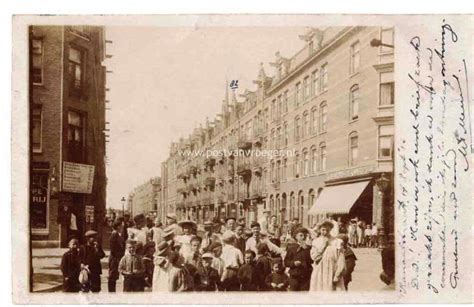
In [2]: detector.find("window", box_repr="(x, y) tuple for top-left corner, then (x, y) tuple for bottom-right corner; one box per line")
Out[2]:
(283, 158), (287, 181)
(321, 64), (328, 92)
(283, 122), (288, 147)
(294, 153), (300, 177)
(32, 106), (43, 153)
(277, 95), (282, 118)
(276, 160), (281, 182)
(311, 147), (317, 174)
(381, 28), (394, 53)
(270, 161), (275, 182)
(302, 111), (309, 139)
(303, 149), (309, 176)
(319, 102), (328, 133)
(350, 85), (360, 120)
(349, 132), (359, 166)
(380, 82), (394, 106)
(303, 76), (310, 101)
(67, 111), (86, 162)
(283, 91), (289, 113)
(311, 69), (319, 97)
(311, 107), (318, 135)
(295, 83), (301, 107)
(276, 127), (282, 149)
(68, 47), (84, 95)
(378, 125), (394, 159)
(270, 129), (275, 149)
(271, 100), (276, 120)
(350, 41), (360, 74)
(319, 143), (327, 172)
(294, 116), (301, 142)
(32, 39), (44, 84)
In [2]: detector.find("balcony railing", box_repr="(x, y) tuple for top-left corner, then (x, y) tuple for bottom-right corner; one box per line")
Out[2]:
(237, 136), (252, 150)
(237, 160), (252, 176)
(204, 157), (216, 167)
(205, 176), (216, 188)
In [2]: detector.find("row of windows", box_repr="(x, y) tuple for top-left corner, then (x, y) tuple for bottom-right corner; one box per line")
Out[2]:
(267, 125), (393, 183)
(32, 38), (86, 97)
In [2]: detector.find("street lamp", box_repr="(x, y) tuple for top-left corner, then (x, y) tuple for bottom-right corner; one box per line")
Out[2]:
(376, 173), (391, 249)
(121, 196), (126, 216)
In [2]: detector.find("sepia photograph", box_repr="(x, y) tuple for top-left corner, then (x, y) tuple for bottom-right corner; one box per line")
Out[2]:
(28, 24), (396, 295)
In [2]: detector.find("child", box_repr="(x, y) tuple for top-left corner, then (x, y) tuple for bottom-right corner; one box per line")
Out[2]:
(265, 260), (290, 291)
(237, 250), (258, 291)
(168, 251), (190, 291)
(118, 240), (145, 292)
(208, 241), (225, 278)
(364, 224), (372, 248)
(337, 234), (357, 290)
(195, 253), (220, 291)
(60, 238), (81, 292)
(255, 243), (272, 291)
(152, 241), (171, 292)
(284, 227), (312, 291)
(142, 242), (155, 289)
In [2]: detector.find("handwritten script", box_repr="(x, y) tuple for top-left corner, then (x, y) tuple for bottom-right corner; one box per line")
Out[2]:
(397, 19), (471, 297)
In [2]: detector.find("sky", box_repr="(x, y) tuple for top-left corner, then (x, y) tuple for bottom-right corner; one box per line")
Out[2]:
(104, 26), (307, 209)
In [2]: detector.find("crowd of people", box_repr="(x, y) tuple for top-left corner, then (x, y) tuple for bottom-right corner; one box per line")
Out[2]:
(60, 210), (394, 293)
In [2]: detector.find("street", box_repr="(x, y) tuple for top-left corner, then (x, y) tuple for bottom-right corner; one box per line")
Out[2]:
(32, 247), (389, 293)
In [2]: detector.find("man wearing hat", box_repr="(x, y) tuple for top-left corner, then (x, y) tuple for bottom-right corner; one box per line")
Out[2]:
(220, 230), (244, 291)
(127, 214), (149, 254)
(80, 230), (106, 292)
(108, 221), (125, 292)
(245, 222), (282, 256)
(175, 220), (197, 258)
(201, 220), (221, 253)
(165, 213), (182, 236)
(225, 216), (237, 232)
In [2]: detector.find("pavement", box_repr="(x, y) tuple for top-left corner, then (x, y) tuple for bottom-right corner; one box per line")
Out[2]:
(32, 247), (388, 293)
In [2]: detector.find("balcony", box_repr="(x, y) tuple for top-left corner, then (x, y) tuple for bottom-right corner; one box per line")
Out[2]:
(204, 157), (216, 167)
(187, 165), (197, 176)
(176, 201), (185, 209)
(205, 176), (216, 188)
(176, 187), (187, 195)
(237, 136), (252, 150)
(216, 193), (225, 204)
(237, 188), (249, 202)
(201, 194), (211, 206)
(271, 180), (281, 190)
(186, 182), (197, 192)
(237, 161), (252, 176)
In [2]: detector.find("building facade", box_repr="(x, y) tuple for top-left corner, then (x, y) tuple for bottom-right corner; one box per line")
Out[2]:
(160, 26), (394, 231)
(127, 177), (162, 217)
(29, 26), (108, 247)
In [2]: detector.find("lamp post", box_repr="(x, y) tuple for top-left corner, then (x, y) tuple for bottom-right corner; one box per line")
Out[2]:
(376, 173), (391, 249)
(121, 196), (126, 216)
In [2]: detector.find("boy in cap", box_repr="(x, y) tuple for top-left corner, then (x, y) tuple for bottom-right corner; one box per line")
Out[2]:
(234, 223), (247, 255)
(195, 253), (220, 291)
(128, 214), (148, 254)
(208, 241), (225, 278)
(108, 220), (125, 292)
(118, 240), (145, 292)
(60, 238), (81, 292)
(176, 220), (197, 258)
(142, 242), (156, 288)
(201, 220), (221, 253)
(80, 230), (106, 292)
(337, 234), (357, 290)
(284, 227), (312, 291)
(237, 250), (258, 291)
(152, 241), (172, 292)
(265, 259), (289, 291)
(245, 222), (282, 256)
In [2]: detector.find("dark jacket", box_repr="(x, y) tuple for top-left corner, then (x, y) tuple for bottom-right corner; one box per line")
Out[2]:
(343, 247), (357, 283)
(195, 266), (220, 291)
(255, 255), (272, 290)
(60, 249), (82, 292)
(80, 243), (106, 275)
(284, 244), (312, 278)
(109, 231), (125, 259)
(234, 237), (246, 255)
(238, 263), (258, 291)
(265, 272), (290, 291)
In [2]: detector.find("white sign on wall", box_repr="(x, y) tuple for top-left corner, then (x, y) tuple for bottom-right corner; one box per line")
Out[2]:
(62, 162), (95, 194)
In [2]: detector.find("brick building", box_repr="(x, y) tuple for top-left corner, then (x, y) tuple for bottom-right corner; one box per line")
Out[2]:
(127, 177), (162, 218)
(29, 26), (108, 247)
(160, 26), (394, 234)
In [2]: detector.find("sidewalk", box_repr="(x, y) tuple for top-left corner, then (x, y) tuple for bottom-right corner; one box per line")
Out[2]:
(32, 247), (119, 292)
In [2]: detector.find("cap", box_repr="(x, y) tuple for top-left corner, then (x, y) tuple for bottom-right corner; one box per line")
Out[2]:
(250, 221), (261, 229)
(208, 241), (222, 251)
(84, 230), (98, 237)
(155, 241), (169, 256)
(202, 253), (214, 260)
(178, 220), (197, 228)
(166, 213), (177, 221)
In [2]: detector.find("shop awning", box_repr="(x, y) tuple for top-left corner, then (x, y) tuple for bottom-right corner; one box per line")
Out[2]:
(308, 180), (371, 215)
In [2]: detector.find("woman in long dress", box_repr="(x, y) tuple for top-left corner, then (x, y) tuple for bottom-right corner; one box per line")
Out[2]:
(309, 220), (346, 291)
